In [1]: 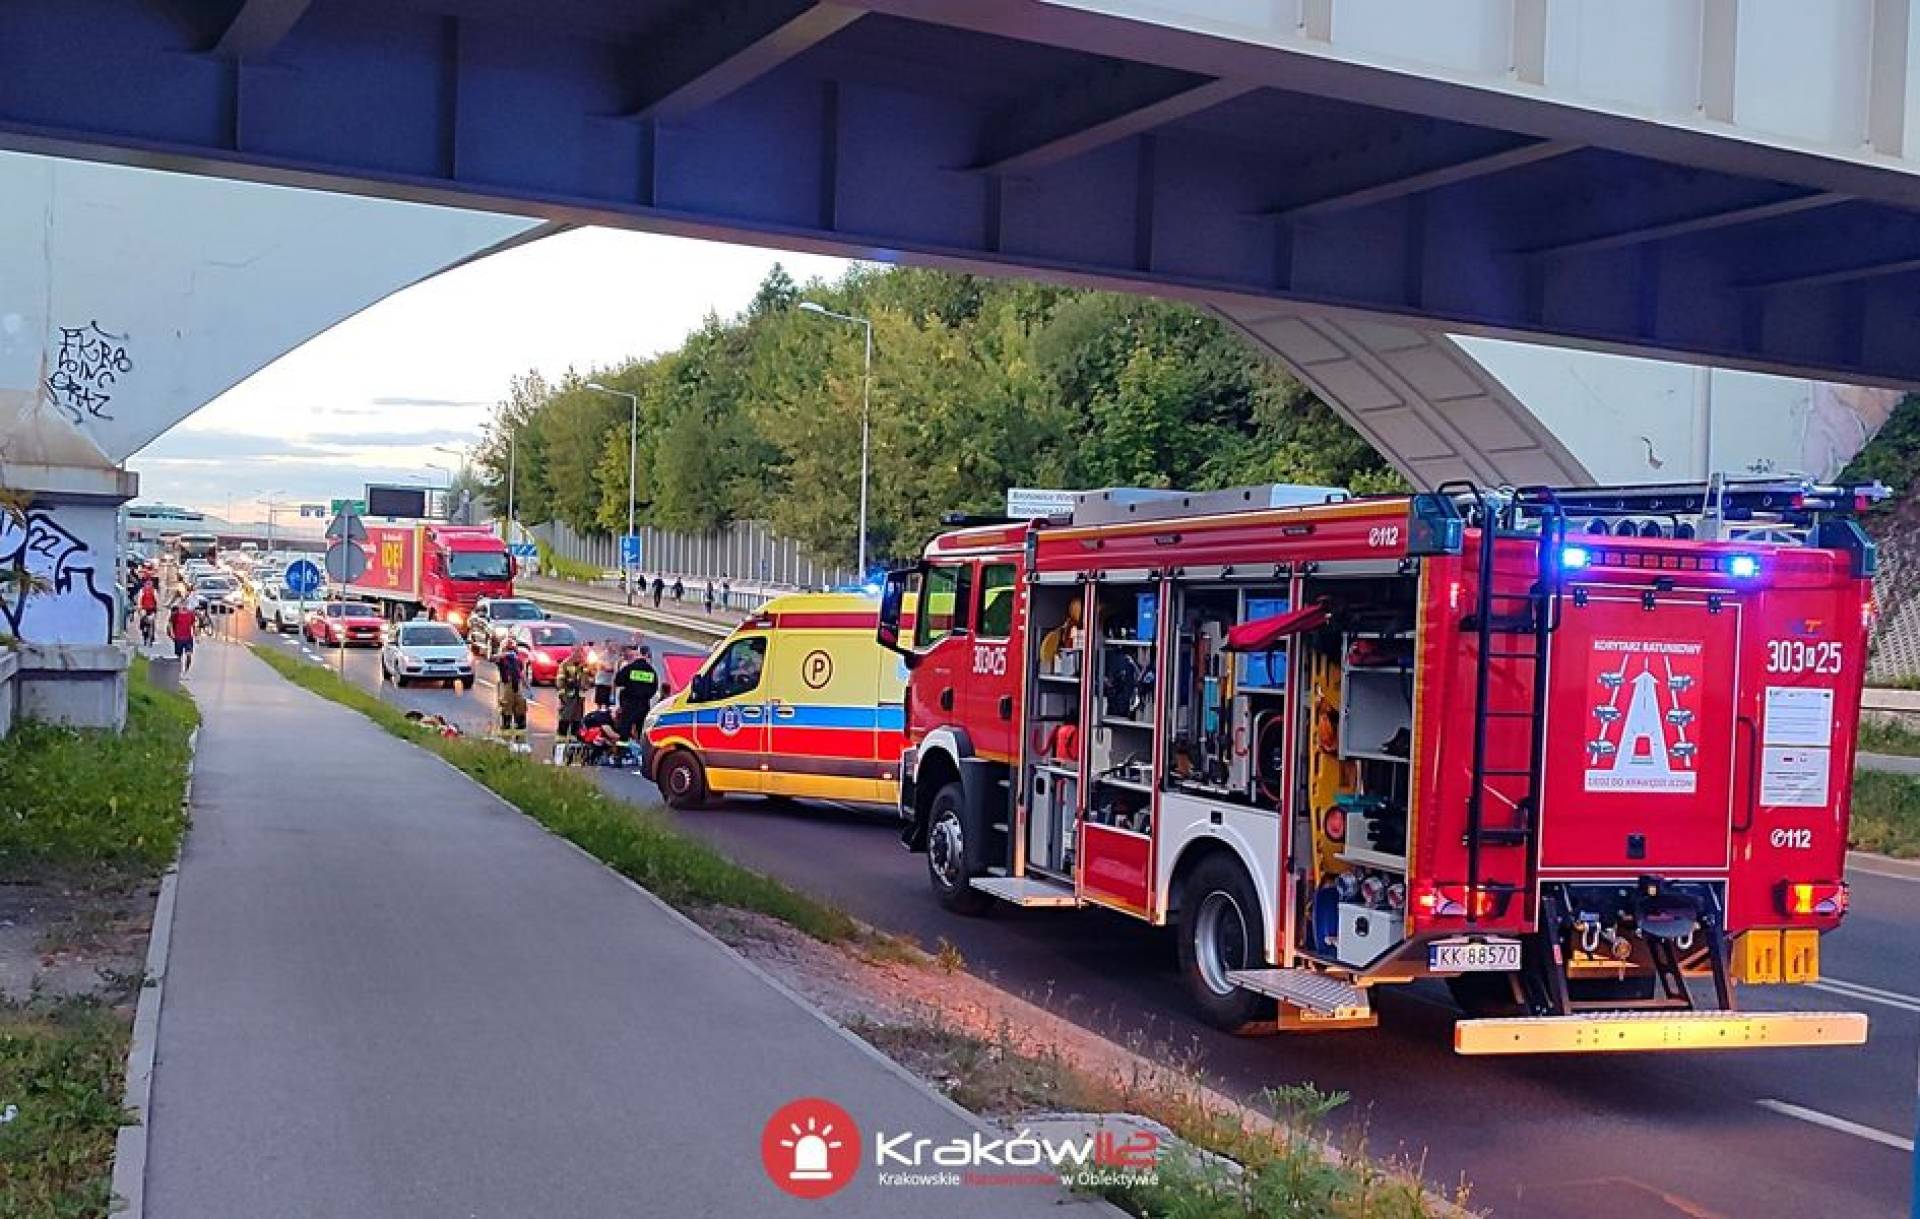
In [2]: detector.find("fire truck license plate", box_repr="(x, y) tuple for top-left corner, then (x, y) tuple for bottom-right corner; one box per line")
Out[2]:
(1429, 938), (1521, 973)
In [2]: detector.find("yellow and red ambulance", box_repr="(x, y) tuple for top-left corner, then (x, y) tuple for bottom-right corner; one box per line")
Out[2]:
(643, 591), (908, 809)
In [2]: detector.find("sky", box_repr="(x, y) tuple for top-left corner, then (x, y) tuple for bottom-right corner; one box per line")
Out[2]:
(130, 226), (854, 526)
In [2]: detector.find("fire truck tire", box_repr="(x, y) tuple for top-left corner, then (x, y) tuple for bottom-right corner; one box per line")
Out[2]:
(1177, 855), (1279, 1033)
(657, 750), (708, 810)
(927, 784), (993, 916)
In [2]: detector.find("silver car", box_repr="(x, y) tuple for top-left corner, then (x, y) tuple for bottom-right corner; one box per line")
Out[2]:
(382, 620), (476, 689)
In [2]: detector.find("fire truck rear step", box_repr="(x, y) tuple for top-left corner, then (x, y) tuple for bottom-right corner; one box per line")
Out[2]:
(970, 876), (1078, 907)
(1454, 1009), (1868, 1055)
(1225, 969), (1371, 1019)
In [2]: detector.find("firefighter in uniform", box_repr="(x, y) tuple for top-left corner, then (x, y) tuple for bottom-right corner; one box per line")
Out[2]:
(495, 640), (531, 752)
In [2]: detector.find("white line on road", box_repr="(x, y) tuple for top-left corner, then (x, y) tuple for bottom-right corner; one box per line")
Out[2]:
(1807, 976), (1920, 1014)
(1755, 1099), (1914, 1153)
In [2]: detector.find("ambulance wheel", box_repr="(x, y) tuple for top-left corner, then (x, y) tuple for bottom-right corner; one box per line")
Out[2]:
(657, 749), (707, 810)
(926, 784), (992, 916)
(1177, 855), (1278, 1034)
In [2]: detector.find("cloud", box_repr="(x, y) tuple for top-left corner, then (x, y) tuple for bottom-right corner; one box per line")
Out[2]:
(369, 395), (490, 409)
(136, 429), (331, 463)
(305, 428), (479, 447)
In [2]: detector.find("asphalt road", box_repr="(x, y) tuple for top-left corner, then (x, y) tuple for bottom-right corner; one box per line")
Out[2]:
(238, 606), (1918, 1219)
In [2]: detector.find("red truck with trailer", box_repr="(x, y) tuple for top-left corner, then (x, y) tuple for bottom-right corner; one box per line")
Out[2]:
(345, 523), (515, 629)
(878, 479), (1877, 1054)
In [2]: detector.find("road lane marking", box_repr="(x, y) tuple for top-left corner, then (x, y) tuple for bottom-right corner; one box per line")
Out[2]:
(1755, 1099), (1914, 1152)
(1807, 976), (1920, 1014)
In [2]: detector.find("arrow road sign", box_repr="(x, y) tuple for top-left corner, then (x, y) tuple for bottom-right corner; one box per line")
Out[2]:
(324, 541), (367, 584)
(283, 559), (323, 597)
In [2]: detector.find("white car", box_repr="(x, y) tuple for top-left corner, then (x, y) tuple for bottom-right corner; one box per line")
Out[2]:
(255, 583), (318, 633)
(382, 620), (476, 689)
(193, 572), (247, 614)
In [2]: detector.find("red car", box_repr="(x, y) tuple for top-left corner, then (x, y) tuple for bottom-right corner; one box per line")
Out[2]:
(305, 601), (386, 647)
(505, 622), (580, 684)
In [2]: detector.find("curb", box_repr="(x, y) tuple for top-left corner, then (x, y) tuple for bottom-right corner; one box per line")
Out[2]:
(110, 725), (197, 1219)
(1848, 849), (1920, 881)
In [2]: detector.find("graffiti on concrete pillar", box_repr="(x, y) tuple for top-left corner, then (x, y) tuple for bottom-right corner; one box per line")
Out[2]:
(43, 320), (133, 424)
(0, 506), (115, 645)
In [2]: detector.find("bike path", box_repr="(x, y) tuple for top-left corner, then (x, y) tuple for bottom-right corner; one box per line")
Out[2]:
(144, 641), (1107, 1218)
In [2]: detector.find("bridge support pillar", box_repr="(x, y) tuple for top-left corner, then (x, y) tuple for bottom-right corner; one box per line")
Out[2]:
(2, 411), (139, 731)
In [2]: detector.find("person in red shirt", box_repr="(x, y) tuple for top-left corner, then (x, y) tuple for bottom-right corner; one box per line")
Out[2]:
(137, 579), (159, 646)
(167, 598), (199, 672)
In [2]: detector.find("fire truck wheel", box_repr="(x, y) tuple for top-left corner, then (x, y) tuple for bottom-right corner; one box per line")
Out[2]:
(657, 750), (707, 810)
(1177, 855), (1279, 1033)
(927, 784), (993, 916)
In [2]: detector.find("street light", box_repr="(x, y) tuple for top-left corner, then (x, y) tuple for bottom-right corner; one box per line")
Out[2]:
(797, 301), (873, 576)
(586, 381), (641, 602)
(256, 489), (287, 554)
(435, 445), (473, 523)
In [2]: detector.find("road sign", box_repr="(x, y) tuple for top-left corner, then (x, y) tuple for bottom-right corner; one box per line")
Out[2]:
(330, 497), (367, 517)
(1006, 487), (1078, 518)
(325, 513), (368, 543)
(509, 543), (537, 560)
(324, 541), (367, 583)
(619, 534), (642, 567)
(283, 559), (323, 596)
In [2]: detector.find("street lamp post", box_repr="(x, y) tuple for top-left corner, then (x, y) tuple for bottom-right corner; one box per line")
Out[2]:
(797, 301), (873, 577)
(256, 489), (286, 554)
(586, 382), (640, 602)
(434, 444), (472, 523)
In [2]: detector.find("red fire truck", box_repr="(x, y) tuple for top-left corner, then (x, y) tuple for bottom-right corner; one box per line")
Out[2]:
(344, 522), (515, 628)
(878, 480), (1878, 1054)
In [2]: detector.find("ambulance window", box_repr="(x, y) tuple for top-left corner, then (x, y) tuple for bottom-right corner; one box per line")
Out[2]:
(703, 636), (768, 700)
(916, 564), (973, 647)
(977, 564), (1017, 640)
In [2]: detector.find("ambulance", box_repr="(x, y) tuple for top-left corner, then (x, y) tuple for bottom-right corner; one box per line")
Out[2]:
(643, 591), (908, 809)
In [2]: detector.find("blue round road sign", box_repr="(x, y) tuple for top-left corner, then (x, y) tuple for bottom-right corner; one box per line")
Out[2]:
(284, 559), (323, 596)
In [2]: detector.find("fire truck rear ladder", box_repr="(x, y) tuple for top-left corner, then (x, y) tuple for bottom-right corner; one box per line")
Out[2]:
(1456, 487), (1565, 935)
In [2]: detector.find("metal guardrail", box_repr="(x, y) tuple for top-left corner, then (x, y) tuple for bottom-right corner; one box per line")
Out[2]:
(528, 586), (735, 647)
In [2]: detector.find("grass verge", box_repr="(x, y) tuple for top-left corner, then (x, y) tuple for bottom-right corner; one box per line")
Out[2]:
(860, 1022), (1454, 1219)
(0, 654), (199, 882)
(0, 1001), (129, 1219)
(1848, 769), (1920, 858)
(248, 643), (857, 942)
(1857, 715), (1920, 757)
(0, 658), (196, 1218)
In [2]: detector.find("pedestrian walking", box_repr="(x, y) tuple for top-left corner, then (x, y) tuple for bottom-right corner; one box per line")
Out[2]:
(671, 577), (684, 603)
(651, 575), (665, 609)
(555, 644), (592, 741)
(703, 581), (715, 615)
(167, 597), (198, 673)
(593, 642), (617, 710)
(721, 580), (732, 611)
(613, 645), (660, 740)
(495, 641), (531, 752)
